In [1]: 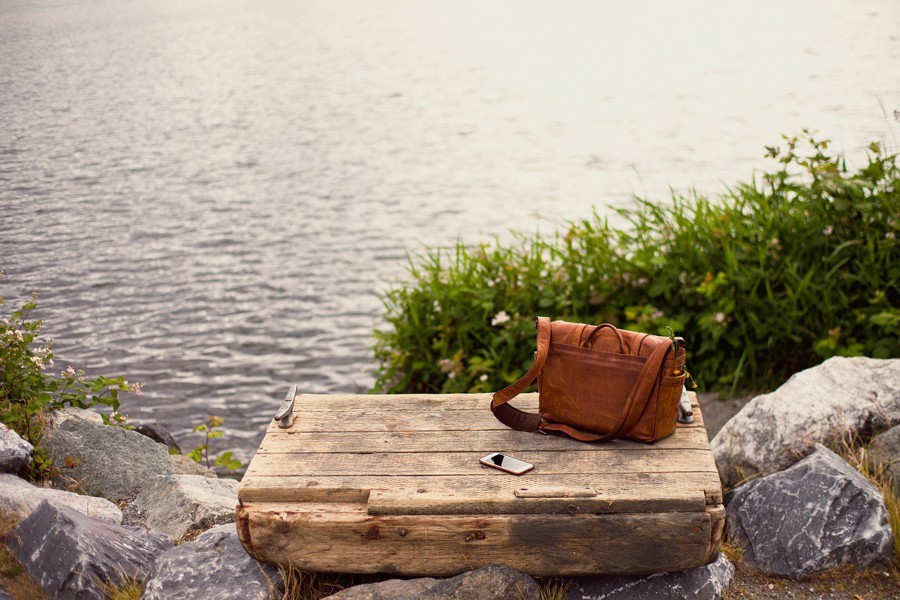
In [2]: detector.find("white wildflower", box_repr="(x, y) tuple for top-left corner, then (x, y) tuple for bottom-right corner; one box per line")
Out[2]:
(887, 231), (896, 239)
(714, 312), (726, 324)
(29, 356), (45, 370)
(447, 371), (456, 380)
(491, 310), (510, 326)
(822, 225), (834, 236)
(479, 374), (489, 382)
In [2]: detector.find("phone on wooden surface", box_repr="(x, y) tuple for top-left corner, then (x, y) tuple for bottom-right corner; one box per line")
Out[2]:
(479, 452), (534, 475)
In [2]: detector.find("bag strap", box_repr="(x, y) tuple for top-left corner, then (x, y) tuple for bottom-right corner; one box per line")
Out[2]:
(490, 319), (672, 442)
(490, 317), (552, 432)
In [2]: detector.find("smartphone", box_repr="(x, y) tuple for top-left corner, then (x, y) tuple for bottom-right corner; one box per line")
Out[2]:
(479, 452), (534, 475)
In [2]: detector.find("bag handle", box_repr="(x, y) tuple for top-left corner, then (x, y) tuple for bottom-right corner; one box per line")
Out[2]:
(581, 323), (625, 353)
(490, 319), (671, 442)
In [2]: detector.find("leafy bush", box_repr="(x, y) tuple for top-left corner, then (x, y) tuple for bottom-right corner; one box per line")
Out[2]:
(373, 134), (899, 395)
(0, 280), (138, 472)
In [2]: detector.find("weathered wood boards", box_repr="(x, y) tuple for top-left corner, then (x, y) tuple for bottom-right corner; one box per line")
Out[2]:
(237, 392), (725, 576)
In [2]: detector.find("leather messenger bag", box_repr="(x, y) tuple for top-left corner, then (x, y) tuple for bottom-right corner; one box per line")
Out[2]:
(491, 317), (687, 442)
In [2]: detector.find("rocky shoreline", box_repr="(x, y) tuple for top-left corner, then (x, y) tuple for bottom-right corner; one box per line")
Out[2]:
(1, 356), (898, 599)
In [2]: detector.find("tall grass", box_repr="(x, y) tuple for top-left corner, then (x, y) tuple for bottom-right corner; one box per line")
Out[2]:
(373, 133), (899, 395)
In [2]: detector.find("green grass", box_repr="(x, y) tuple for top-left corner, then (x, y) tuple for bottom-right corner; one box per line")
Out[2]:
(373, 133), (899, 396)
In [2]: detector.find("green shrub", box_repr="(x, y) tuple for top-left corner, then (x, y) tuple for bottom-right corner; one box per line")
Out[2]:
(373, 133), (900, 395)
(0, 279), (138, 474)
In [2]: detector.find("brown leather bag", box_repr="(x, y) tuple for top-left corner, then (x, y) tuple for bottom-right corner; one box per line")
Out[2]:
(491, 317), (687, 442)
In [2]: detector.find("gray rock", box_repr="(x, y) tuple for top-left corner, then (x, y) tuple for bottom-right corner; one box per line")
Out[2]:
(0, 473), (122, 524)
(133, 474), (238, 540)
(46, 406), (104, 428)
(42, 416), (172, 500)
(142, 523), (280, 600)
(170, 453), (217, 478)
(566, 554), (735, 600)
(327, 564), (540, 600)
(133, 421), (181, 453)
(711, 357), (900, 486)
(0, 422), (32, 473)
(0, 587), (11, 600)
(5, 500), (172, 600)
(726, 444), (893, 577)
(870, 425), (900, 497)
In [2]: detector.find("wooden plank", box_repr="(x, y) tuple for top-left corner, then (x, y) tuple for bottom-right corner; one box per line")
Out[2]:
(257, 425), (712, 454)
(266, 393), (705, 434)
(269, 409), (703, 434)
(238, 471), (722, 513)
(244, 448), (718, 478)
(237, 502), (725, 577)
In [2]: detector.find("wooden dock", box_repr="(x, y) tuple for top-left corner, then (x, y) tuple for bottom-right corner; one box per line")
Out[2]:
(237, 392), (724, 576)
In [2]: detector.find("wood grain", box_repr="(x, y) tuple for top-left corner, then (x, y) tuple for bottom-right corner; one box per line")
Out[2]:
(258, 426), (712, 454)
(237, 502), (725, 577)
(238, 471), (723, 512)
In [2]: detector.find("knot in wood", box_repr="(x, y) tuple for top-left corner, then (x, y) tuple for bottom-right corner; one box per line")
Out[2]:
(464, 531), (486, 543)
(398, 528), (409, 537)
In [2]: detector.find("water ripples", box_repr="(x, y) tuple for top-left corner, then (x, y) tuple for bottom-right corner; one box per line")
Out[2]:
(2, 0), (899, 461)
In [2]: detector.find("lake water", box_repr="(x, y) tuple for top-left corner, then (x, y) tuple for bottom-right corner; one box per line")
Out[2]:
(2, 0), (899, 462)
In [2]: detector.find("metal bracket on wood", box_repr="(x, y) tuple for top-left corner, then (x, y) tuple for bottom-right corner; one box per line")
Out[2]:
(274, 384), (298, 429)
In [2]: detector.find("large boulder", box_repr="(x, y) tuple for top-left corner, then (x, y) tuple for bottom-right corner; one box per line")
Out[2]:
(870, 425), (900, 497)
(169, 453), (217, 478)
(45, 406), (104, 428)
(133, 474), (238, 540)
(326, 564), (540, 600)
(726, 444), (893, 577)
(566, 554), (734, 600)
(0, 473), (122, 524)
(711, 357), (900, 486)
(142, 523), (280, 600)
(41, 416), (172, 500)
(0, 423), (32, 474)
(5, 500), (172, 599)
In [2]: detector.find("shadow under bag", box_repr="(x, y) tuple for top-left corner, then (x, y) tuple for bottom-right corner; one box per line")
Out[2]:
(491, 317), (687, 442)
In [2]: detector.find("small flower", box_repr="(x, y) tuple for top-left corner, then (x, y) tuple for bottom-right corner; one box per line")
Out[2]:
(29, 356), (45, 370)
(636, 277), (648, 286)
(491, 310), (510, 326)
(651, 309), (664, 320)
(887, 231), (896, 240)
(479, 374), (489, 382)
(714, 312), (726, 324)
(822, 225), (834, 236)
(63, 366), (76, 376)
(447, 371), (457, 380)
